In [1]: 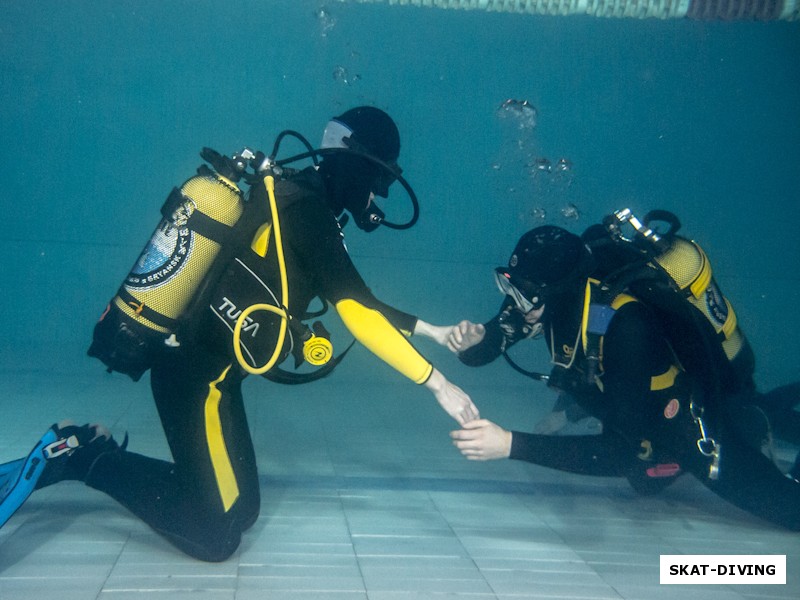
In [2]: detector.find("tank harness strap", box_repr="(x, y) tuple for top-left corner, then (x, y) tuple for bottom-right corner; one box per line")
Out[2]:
(650, 364), (680, 391)
(116, 287), (177, 330)
(685, 241), (712, 300)
(584, 287), (681, 393)
(720, 299), (738, 339)
(581, 278), (638, 384)
(161, 187), (238, 247)
(584, 290), (637, 342)
(582, 281), (638, 347)
(250, 222), (272, 257)
(593, 364), (680, 395)
(129, 184), (242, 330)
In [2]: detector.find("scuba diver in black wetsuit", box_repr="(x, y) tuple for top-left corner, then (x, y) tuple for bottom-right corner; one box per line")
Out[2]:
(447, 216), (800, 530)
(0, 107), (479, 559)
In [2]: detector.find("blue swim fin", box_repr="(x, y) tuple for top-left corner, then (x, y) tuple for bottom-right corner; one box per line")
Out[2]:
(0, 458), (27, 499)
(0, 457), (26, 479)
(0, 427), (71, 529)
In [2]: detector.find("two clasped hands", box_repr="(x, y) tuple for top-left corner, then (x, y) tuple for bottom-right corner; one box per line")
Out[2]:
(415, 310), (543, 462)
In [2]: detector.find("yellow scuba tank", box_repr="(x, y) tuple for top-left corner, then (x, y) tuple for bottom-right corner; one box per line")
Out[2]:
(580, 208), (751, 391)
(113, 169), (243, 334)
(88, 166), (244, 380)
(653, 237), (745, 362)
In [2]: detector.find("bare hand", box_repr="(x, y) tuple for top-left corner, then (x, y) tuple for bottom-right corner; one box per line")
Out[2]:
(446, 320), (485, 353)
(450, 419), (512, 460)
(425, 368), (480, 425)
(412, 320), (453, 347)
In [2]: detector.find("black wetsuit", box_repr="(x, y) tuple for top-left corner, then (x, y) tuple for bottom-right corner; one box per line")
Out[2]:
(86, 168), (427, 560)
(460, 297), (800, 530)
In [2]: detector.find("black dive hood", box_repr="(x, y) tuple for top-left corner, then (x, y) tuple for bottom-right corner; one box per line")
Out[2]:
(268, 130), (419, 231)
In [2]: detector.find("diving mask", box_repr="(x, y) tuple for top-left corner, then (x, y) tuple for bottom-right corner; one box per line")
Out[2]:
(494, 268), (544, 314)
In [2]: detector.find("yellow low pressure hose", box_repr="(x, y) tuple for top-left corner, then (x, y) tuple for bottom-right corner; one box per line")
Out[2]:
(233, 175), (290, 375)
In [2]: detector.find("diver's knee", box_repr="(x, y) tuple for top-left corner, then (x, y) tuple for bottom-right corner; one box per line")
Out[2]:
(163, 522), (242, 562)
(240, 504), (260, 533)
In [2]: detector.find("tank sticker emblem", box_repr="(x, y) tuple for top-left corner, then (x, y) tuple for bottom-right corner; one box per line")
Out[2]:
(125, 201), (194, 290)
(705, 279), (728, 327)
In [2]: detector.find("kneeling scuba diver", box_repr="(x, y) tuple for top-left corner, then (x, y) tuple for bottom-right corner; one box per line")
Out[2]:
(1, 106), (430, 531)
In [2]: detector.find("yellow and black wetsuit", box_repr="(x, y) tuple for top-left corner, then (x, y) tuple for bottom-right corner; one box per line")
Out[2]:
(460, 290), (800, 530)
(85, 167), (433, 560)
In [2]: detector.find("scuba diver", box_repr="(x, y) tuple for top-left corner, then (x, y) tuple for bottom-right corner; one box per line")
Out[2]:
(0, 106), (480, 560)
(446, 215), (800, 530)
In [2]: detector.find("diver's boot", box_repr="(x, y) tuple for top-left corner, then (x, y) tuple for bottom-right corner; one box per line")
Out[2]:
(34, 421), (127, 490)
(736, 405), (774, 460)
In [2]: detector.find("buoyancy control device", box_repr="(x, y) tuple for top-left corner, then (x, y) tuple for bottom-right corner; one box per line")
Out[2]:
(88, 145), (336, 382)
(579, 208), (753, 400)
(89, 127), (420, 382)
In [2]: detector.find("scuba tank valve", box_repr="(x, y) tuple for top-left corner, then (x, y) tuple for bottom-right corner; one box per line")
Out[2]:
(604, 208), (681, 253)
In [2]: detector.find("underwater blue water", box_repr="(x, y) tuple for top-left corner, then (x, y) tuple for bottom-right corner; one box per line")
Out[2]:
(0, 1), (798, 389)
(2, 3), (800, 596)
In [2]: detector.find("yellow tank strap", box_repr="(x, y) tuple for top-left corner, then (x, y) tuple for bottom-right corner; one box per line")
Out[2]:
(335, 298), (433, 384)
(250, 222), (272, 257)
(580, 278), (597, 353)
(204, 365), (239, 512)
(596, 360), (679, 394)
(721, 299), (738, 339)
(610, 293), (637, 310)
(650, 364), (680, 391)
(688, 242), (713, 299)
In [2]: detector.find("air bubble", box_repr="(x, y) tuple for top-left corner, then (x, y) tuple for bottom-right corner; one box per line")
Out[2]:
(333, 66), (360, 85)
(561, 203), (580, 220)
(316, 6), (337, 37)
(496, 99), (538, 130)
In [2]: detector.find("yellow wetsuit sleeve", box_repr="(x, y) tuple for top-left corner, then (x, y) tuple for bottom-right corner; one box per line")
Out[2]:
(336, 299), (433, 384)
